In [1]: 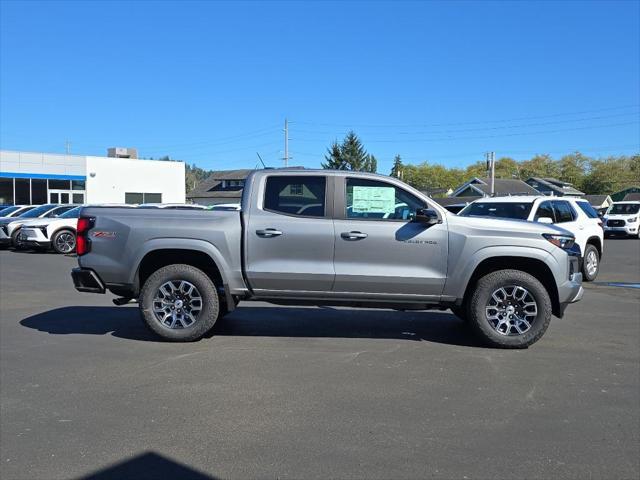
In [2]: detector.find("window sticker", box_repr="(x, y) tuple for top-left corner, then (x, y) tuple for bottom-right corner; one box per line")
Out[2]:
(352, 186), (396, 213)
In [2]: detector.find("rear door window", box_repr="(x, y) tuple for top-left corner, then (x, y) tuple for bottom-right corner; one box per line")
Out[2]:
(263, 176), (326, 217)
(552, 201), (576, 223)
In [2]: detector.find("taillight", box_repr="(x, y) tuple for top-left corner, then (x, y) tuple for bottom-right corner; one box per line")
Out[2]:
(76, 216), (95, 256)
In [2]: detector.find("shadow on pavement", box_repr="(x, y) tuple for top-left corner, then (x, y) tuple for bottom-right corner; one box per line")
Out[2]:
(76, 451), (218, 480)
(20, 305), (482, 347)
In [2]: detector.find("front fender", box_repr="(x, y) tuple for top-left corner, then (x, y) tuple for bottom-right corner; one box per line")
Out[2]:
(443, 245), (558, 300)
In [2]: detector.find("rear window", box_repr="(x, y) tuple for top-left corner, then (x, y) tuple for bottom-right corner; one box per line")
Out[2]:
(576, 201), (599, 219)
(459, 202), (533, 220)
(609, 203), (640, 215)
(263, 176), (326, 217)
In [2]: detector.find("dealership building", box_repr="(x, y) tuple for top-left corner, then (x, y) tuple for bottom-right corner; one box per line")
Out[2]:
(0, 149), (185, 205)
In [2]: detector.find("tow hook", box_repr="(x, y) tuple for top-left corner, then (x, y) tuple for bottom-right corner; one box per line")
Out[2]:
(112, 297), (137, 306)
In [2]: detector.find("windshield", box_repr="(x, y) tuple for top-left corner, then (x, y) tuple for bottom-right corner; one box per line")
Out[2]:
(19, 204), (57, 218)
(0, 206), (20, 216)
(609, 203), (640, 215)
(459, 202), (534, 220)
(59, 206), (82, 219)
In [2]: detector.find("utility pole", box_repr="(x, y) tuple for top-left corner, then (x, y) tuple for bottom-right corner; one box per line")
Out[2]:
(486, 151), (496, 196)
(283, 118), (289, 167)
(65, 140), (71, 155)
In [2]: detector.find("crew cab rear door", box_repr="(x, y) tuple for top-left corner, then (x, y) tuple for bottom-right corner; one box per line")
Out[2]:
(244, 174), (336, 295)
(332, 176), (448, 299)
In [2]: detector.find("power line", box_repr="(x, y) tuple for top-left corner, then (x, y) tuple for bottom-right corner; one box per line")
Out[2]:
(293, 104), (640, 129)
(292, 120), (639, 144)
(293, 111), (640, 137)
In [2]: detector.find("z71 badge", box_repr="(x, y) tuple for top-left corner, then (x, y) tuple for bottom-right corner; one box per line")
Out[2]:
(91, 231), (116, 239)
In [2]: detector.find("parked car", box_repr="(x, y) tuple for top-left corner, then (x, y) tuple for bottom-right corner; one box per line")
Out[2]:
(71, 169), (583, 348)
(458, 196), (604, 281)
(138, 203), (208, 210)
(0, 205), (35, 219)
(0, 204), (75, 247)
(18, 206), (83, 254)
(603, 201), (640, 238)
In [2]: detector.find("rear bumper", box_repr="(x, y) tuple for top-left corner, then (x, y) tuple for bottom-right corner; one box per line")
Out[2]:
(71, 267), (106, 294)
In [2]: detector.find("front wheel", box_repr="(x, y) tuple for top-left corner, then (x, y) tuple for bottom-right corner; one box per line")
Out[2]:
(468, 269), (552, 349)
(139, 264), (219, 342)
(52, 229), (76, 254)
(581, 244), (599, 282)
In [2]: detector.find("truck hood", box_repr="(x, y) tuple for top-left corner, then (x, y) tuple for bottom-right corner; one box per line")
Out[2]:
(449, 214), (572, 237)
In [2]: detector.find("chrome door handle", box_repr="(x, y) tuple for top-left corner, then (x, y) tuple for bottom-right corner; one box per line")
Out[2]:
(256, 228), (283, 237)
(341, 231), (368, 240)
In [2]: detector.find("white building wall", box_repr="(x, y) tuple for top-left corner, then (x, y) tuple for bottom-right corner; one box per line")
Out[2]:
(84, 156), (185, 204)
(0, 150), (86, 176)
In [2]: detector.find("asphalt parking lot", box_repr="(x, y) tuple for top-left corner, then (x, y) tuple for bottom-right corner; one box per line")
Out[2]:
(1, 240), (639, 480)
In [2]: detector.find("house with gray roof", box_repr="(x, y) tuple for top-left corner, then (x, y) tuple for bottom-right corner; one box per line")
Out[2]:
(623, 192), (640, 202)
(450, 177), (540, 198)
(582, 194), (612, 209)
(186, 169), (253, 206)
(525, 177), (585, 197)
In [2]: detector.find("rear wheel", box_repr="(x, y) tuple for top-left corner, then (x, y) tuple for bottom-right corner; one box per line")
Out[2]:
(581, 244), (599, 281)
(139, 264), (219, 342)
(468, 269), (552, 349)
(52, 229), (76, 254)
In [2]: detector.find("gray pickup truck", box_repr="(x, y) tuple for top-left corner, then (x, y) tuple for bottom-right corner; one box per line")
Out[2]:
(71, 169), (583, 348)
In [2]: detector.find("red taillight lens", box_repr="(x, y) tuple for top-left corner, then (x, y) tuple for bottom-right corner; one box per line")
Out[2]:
(76, 216), (95, 256)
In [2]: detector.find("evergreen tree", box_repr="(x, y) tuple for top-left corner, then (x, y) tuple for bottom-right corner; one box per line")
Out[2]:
(390, 154), (403, 178)
(364, 154), (378, 173)
(340, 131), (369, 171)
(321, 141), (345, 169)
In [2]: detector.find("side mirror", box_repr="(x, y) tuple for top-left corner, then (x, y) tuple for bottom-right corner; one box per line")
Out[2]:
(537, 216), (554, 224)
(415, 208), (439, 225)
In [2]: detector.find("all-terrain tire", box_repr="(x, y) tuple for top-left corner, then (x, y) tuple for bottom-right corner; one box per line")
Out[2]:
(468, 269), (552, 349)
(139, 264), (219, 342)
(581, 244), (600, 282)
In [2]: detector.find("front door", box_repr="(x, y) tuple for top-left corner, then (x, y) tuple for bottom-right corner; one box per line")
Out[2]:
(332, 177), (448, 299)
(49, 189), (84, 204)
(244, 174), (335, 295)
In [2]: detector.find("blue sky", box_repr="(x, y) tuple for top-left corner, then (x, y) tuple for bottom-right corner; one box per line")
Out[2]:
(1, 0), (639, 174)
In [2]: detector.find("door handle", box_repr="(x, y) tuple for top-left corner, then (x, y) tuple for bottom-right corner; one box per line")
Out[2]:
(256, 228), (283, 237)
(341, 231), (368, 240)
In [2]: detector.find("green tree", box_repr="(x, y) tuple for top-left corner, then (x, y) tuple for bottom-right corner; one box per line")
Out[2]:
(519, 154), (560, 179)
(363, 154), (377, 173)
(322, 131), (375, 171)
(558, 152), (588, 188)
(340, 131), (369, 170)
(322, 141), (344, 169)
(390, 154), (403, 178)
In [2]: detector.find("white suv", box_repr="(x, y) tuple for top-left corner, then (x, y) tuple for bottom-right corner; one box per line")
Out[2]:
(18, 206), (83, 253)
(459, 196), (604, 281)
(603, 201), (640, 238)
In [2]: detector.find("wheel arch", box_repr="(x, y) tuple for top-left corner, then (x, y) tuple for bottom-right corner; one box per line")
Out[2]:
(586, 236), (602, 257)
(50, 226), (76, 238)
(461, 256), (560, 317)
(134, 246), (228, 298)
